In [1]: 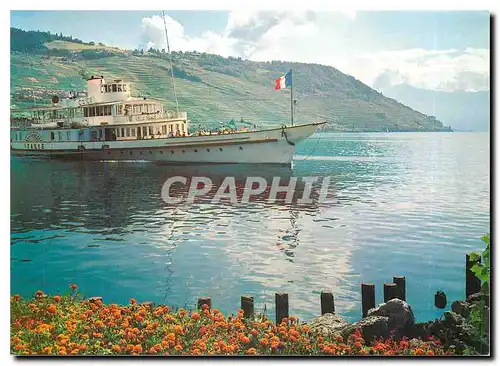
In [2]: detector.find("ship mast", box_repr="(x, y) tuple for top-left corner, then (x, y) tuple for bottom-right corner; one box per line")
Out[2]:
(290, 69), (294, 126)
(162, 10), (180, 115)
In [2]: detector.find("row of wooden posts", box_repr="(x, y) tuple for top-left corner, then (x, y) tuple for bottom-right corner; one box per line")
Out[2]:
(195, 255), (482, 324)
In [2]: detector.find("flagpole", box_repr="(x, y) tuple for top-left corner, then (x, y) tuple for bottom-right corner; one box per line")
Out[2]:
(290, 69), (294, 126)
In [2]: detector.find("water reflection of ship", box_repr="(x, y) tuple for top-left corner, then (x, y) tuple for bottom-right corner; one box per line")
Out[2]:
(11, 159), (328, 231)
(11, 158), (334, 301)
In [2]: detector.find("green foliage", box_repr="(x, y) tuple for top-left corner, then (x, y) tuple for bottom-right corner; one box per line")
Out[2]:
(468, 233), (490, 289)
(11, 27), (87, 53)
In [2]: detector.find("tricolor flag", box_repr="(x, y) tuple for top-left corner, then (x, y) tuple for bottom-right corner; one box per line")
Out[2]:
(274, 71), (292, 90)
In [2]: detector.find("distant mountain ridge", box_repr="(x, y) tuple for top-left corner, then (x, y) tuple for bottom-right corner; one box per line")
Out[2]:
(10, 27), (449, 132)
(374, 83), (490, 132)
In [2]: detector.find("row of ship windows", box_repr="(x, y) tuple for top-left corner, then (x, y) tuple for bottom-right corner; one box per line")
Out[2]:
(24, 143), (45, 150)
(114, 124), (184, 138)
(13, 124), (185, 142)
(108, 147), (244, 155)
(82, 104), (162, 117)
(84, 105), (112, 117)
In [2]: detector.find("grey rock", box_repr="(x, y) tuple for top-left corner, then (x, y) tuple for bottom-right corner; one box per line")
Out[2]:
(443, 311), (465, 328)
(341, 316), (390, 344)
(451, 300), (470, 318)
(467, 292), (489, 305)
(308, 313), (349, 337)
(367, 298), (415, 330)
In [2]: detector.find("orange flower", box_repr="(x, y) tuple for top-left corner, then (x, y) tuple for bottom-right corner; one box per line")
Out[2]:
(12, 294), (21, 301)
(35, 290), (44, 297)
(251, 329), (258, 337)
(289, 335), (297, 342)
(70, 284), (77, 290)
(127, 344), (134, 352)
(53, 295), (61, 303)
(174, 325), (183, 334)
(134, 345), (143, 353)
(174, 345), (183, 352)
(415, 348), (425, 356)
(191, 312), (201, 320)
(130, 298), (137, 305)
(246, 348), (257, 355)
(135, 315), (143, 322)
(426, 350), (435, 356)
(47, 304), (57, 314)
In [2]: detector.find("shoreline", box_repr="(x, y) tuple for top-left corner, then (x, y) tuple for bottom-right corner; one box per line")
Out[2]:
(11, 287), (488, 356)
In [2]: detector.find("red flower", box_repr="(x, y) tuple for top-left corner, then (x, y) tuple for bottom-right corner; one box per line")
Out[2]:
(35, 290), (44, 297)
(70, 284), (77, 290)
(47, 304), (57, 314)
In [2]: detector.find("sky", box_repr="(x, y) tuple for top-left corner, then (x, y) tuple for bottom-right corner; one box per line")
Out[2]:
(10, 10), (490, 93)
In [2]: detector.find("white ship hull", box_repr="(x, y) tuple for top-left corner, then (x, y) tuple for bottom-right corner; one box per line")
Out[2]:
(11, 123), (323, 165)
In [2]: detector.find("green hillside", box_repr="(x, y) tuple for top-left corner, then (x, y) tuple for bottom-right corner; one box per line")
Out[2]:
(10, 27), (448, 131)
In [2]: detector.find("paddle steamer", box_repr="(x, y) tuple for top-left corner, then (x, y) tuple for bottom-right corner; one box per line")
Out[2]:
(10, 75), (324, 164)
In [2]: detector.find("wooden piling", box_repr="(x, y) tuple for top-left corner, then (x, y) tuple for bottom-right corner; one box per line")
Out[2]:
(393, 276), (406, 301)
(320, 291), (335, 315)
(197, 297), (211, 309)
(384, 283), (398, 302)
(241, 296), (254, 319)
(361, 283), (375, 318)
(275, 293), (289, 324)
(435, 290), (447, 309)
(466, 254), (481, 298)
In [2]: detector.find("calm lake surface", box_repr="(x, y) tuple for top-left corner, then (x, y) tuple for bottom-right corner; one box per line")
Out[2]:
(11, 132), (490, 322)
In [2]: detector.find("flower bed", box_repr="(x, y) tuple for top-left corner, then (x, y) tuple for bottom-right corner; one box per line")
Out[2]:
(11, 287), (454, 356)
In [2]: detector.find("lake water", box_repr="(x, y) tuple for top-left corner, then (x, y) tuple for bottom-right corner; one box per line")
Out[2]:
(11, 132), (490, 323)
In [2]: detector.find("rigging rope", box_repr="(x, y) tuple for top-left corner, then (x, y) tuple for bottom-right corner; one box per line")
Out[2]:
(162, 10), (180, 115)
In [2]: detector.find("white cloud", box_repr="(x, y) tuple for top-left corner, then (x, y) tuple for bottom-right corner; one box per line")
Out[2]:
(339, 48), (490, 92)
(139, 12), (489, 92)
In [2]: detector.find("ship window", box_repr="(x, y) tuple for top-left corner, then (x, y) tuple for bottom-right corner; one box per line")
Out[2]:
(66, 131), (71, 140)
(169, 125), (173, 132)
(181, 124), (185, 133)
(143, 126), (147, 136)
(162, 125), (167, 134)
(126, 128), (130, 137)
(89, 107), (94, 117)
(98, 129), (103, 139)
(58, 131), (62, 141)
(121, 128), (125, 137)
(149, 126), (153, 135)
(118, 105), (123, 115)
(51, 132), (55, 140)
(112, 84), (117, 92)
(123, 84), (127, 92)
(131, 128), (136, 137)
(117, 129), (121, 138)
(117, 84), (122, 92)
(97, 106), (103, 116)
